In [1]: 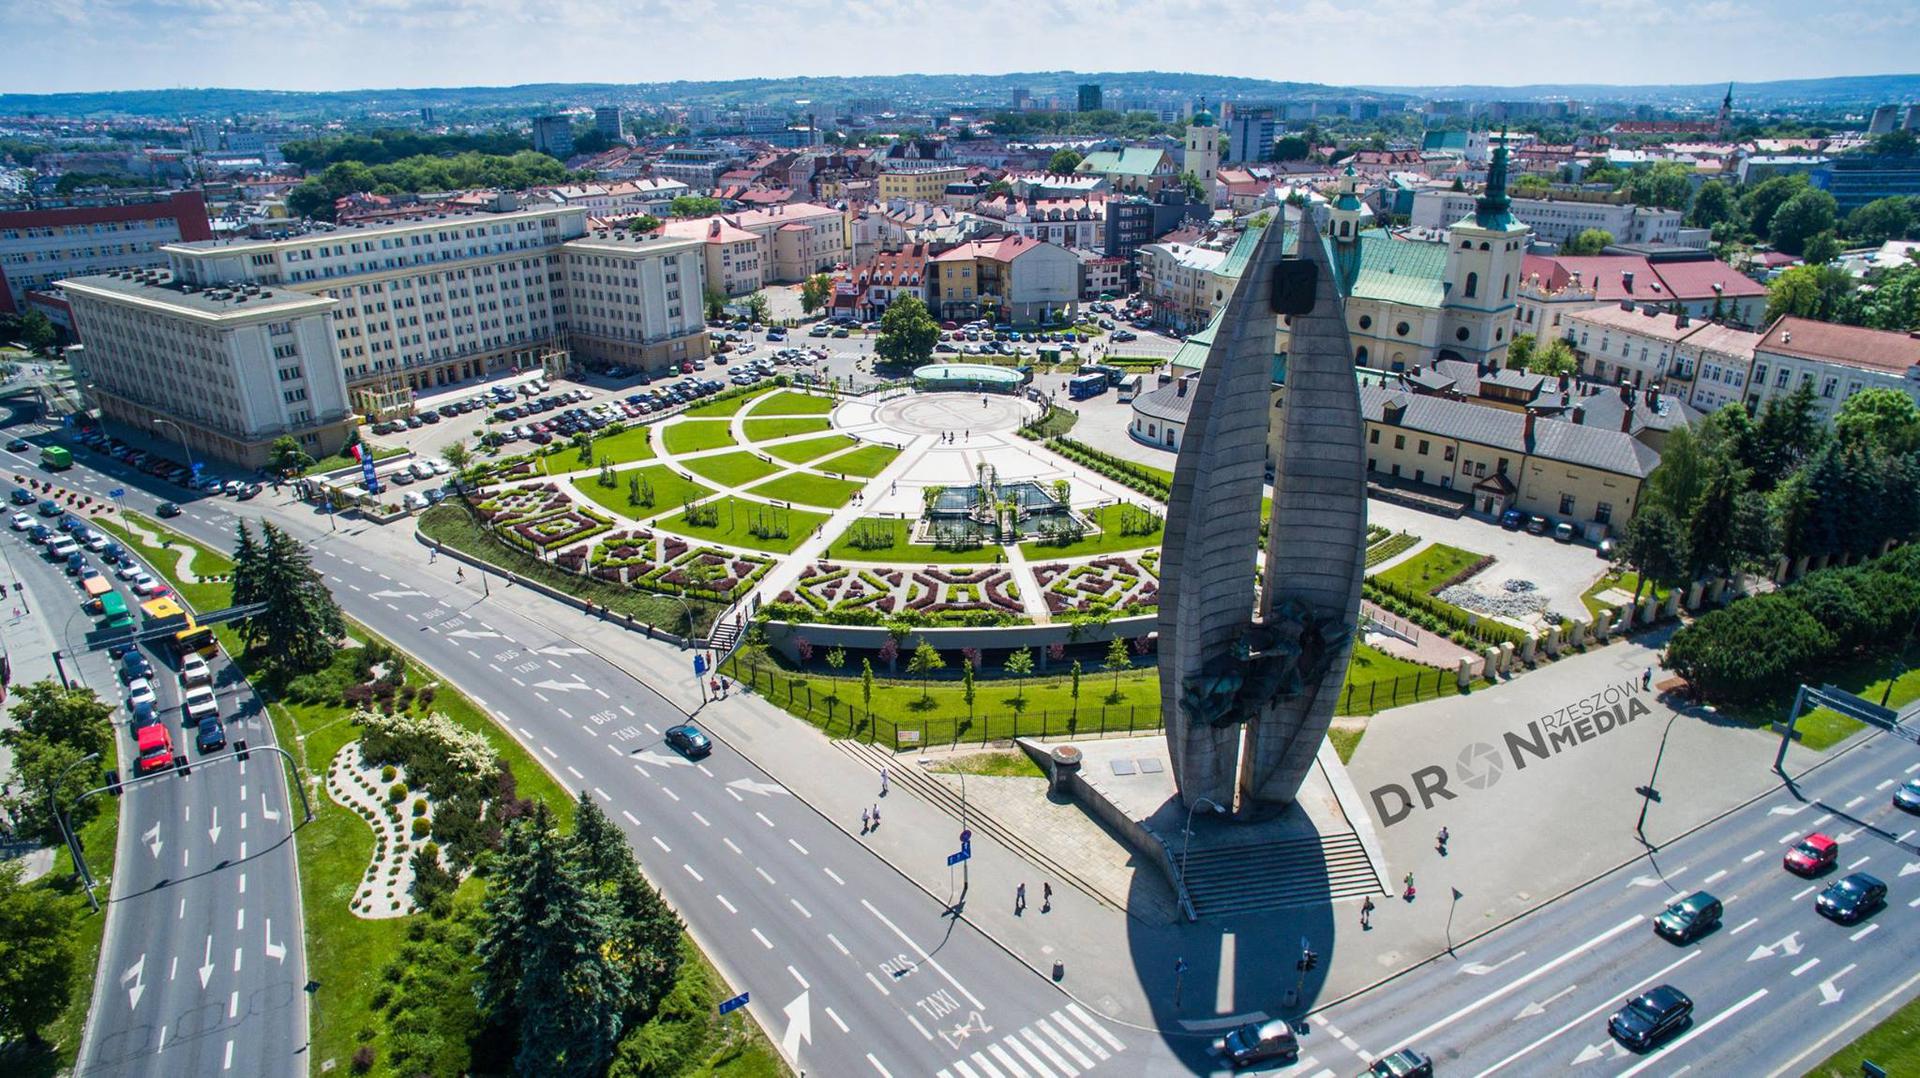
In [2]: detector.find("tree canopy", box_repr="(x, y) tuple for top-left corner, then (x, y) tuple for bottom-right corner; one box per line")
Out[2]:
(287, 151), (572, 219)
(231, 520), (345, 671)
(1561, 228), (1614, 256)
(874, 294), (939, 368)
(1046, 148), (1084, 175)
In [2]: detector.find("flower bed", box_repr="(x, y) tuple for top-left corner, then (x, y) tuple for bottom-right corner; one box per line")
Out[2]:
(1034, 555), (1159, 615)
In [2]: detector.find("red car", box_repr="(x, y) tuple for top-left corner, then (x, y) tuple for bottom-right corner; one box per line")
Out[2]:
(1784, 833), (1838, 876)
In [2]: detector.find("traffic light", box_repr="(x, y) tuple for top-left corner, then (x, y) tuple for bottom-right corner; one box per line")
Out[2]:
(1297, 950), (1319, 972)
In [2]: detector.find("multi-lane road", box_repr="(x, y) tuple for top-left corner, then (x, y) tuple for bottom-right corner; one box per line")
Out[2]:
(25, 425), (1920, 1078)
(2, 482), (308, 1076)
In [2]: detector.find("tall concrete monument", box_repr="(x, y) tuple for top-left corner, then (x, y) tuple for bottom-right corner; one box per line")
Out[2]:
(1157, 206), (1367, 814)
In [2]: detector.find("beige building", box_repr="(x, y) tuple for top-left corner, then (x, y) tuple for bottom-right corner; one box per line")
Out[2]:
(561, 230), (709, 369)
(1136, 240), (1229, 333)
(62, 269), (355, 467)
(1747, 317), (1920, 424)
(928, 235), (1080, 323)
(665, 217), (764, 296)
(877, 166), (968, 203)
(1565, 303), (1763, 413)
(666, 203), (848, 291)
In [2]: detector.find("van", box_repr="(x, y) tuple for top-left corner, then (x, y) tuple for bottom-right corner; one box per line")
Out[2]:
(178, 653), (212, 687)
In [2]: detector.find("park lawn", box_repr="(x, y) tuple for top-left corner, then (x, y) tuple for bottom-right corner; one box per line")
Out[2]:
(815, 443), (898, 477)
(1327, 725), (1366, 764)
(745, 471), (864, 509)
(684, 386), (772, 417)
(570, 465), (717, 521)
(1337, 643), (1465, 715)
(1580, 569), (1671, 621)
(1804, 984), (1920, 1078)
(663, 419), (740, 455)
(824, 516), (1005, 564)
(684, 450), (782, 488)
(743, 416), (833, 442)
(748, 390), (837, 416)
(28, 785), (121, 1075)
(1020, 502), (1164, 557)
(769, 434), (858, 464)
(1370, 542), (1487, 594)
(92, 510), (235, 613)
(1720, 660), (1920, 752)
(659, 496), (828, 555)
(926, 751), (1047, 779)
(418, 504), (716, 634)
(542, 425), (657, 475)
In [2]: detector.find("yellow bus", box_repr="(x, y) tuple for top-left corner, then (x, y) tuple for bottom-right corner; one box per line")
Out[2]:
(140, 596), (216, 658)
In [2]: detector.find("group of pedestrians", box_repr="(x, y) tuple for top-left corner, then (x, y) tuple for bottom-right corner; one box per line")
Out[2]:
(1014, 880), (1053, 916)
(1361, 826), (1450, 930)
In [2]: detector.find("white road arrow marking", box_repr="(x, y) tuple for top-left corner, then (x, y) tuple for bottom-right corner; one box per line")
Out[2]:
(122, 955), (146, 1010)
(369, 588), (429, 599)
(1819, 963), (1855, 1005)
(260, 793), (280, 824)
(144, 821), (163, 858)
(1461, 951), (1527, 976)
(532, 679), (590, 693)
(264, 919), (286, 964)
(535, 645), (589, 656)
(446, 628), (505, 640)
(631, 750), (693, 769)
(1514, 984), (1577, 1019)
(1747, 931), (1804, 962)
(727, 778), (791, 797)
(199, 936), (215, 989)
(781, 990), (812, 1059)
(1572, 1042), (1613, 1065)
(1769, 804), (1806, 816)
(1899, 861), (1920, 878)
(207, 806), (221, 844)
(1628, 867), (1686, 887)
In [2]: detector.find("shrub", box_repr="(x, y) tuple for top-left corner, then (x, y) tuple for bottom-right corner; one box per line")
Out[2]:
(356, 708), (501, 803)
(382, 765), (397, 783)
(411, 816), (432, 839)
(412, 797), (429, 817)
(351, 1046), (377, 1074)
(388, 782), (408, 803)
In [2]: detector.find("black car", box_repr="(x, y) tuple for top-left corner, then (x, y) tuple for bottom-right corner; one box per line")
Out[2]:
(1366, 1048), (1434, 1078)
(663, 724), (712, 759)
(1653, 891), (1722, 943)
(5, 438), (28, 452)
(122, 652), (154, 681)
(1609, 985), (1692, 1050)
(156, 501), (181, 518)
(1817, 873), (1887, 924)
(1893, 777), (1920, 814)
(9, 488), (33, 506)
(26, 524), (49, 544)
(196, 716), (228, 753)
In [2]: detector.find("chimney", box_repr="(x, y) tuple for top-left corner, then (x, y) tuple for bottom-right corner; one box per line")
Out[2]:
(1571, 405), (1585, 425)
(1675, 310), (1690, 329)
(1559, 373), (1571, 392)
(1621, 402), (1635, 433)
(1176, 375), (1191, 397)
(1623, 270), (1635, 292)
(1524, 408), (1537, 441)
(1644, 386), (1658, 407)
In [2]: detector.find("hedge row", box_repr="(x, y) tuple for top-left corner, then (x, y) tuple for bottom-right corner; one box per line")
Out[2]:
(1045, 437), (1171, 500)
(1363, 576), (1532, 648)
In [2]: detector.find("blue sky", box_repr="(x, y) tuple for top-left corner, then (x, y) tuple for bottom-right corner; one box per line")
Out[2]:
(1, 0), (1916, 94)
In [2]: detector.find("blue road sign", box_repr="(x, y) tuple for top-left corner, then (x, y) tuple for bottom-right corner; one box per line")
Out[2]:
(108, 488), (124, 498)
(191, 460), (204, 475)
(694, 654), (707, 676)
(947, 849), (970, 867)
(717, 991), (750, 1015)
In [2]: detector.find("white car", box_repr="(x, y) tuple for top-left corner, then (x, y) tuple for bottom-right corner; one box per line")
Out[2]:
(82, 531), (108, 552)
(402, 491), (429, 511)
(427, 458), (450, 476)
(116, 563), (143, 580)
(131, 574), (163, 596)
(126, 678), (157, 712)
(178, 653), (212, 687)
(9, 512), (29, 530)
(183, 684), (218, 723)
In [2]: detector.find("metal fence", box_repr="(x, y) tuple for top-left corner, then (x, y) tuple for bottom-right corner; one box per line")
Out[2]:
(1338, 667), (1461, 715)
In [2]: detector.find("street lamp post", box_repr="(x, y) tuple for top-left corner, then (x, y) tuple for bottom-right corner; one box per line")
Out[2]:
(50, 751), (102, 911)
(1178, 796), (1226, 913)
(152, 418), (195, 478)
(1635, 707), (1687, 845)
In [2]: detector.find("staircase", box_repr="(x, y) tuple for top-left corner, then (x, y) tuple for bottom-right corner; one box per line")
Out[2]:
(707, 601), (746, 657)
(835, 739), (1122, 912)
(1178, 833), (1382, 919)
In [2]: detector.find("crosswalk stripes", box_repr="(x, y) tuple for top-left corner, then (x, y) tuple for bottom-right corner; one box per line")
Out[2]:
(937, 1005), (1126, 1078)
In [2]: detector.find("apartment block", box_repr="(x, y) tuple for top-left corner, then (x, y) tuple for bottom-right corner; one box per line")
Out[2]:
(562, 230), (708, 369)
(0, 190), (212, 313)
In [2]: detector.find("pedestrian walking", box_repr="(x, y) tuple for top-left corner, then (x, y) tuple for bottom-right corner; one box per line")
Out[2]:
(1016, 882), (1026, 914)
(1436, 826), (1449, 854)
(861, 806), (870, 833)
(879, 766), (889, 796)
(429, 548), (437, 563)
(1403, 871), (1416, 900)
(1361, 895), (1375, 929)
(1042, 881), (1053, 912)
(870, 804), (881, 829)
(456, 566), (465, 580)
(1642, 667), (1653, 690)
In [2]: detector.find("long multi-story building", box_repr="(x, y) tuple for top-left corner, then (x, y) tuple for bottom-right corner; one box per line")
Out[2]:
(1411, 189), (1684, 249)
(1746, 317), (1920, 426)
(0, 190), (212, 313)
(60, 269), (355, 467)
(561, 230), (707, 370)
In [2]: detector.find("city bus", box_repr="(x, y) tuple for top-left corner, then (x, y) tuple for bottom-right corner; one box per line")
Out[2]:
(140, 596), (216, 658)
(1116, 374), (1143, 402)
(1068, 372), (1108, 400)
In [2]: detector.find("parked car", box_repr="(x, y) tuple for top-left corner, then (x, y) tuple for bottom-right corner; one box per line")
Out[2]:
(1608, 985), (1692, 1050)
(1525, 515), (1549, 535)
(663, 724), (712, 759)
(1500, 508), (1526, 530)
(1213, 1019), (1298, 1068)
(1784, 833), (1839, 876)
(1817, 873), (1887, 924)
(1653, 891), (1722, 943)
(1552, 521), (1576, 543)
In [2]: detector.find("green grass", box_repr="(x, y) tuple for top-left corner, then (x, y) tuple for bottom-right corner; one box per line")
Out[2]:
(744, 472), (864, 509)
(748, 390), (837, 416)
(542, 425), (658, 475)
(743, 417), (832, 442)
(1363, 532), (1420, 568)
(1021, 503), (1164, 557)
(1017, 406), (1079, 440)
(683, 386), (772, 417)
(1370, 542), (1486, 594)
(659, 497), (829, 555)
(302, 442), (409, 476)
(734, 640), (1444, 746)
(571, 465), (718, 521)
(419, 503), (718, 634)
(684, 451), (783, 488)
(1327, 725), (1367, 764)
(819, 444), (901, 478)
(824, 517), (1005, 564)
(1580, 570), (1671, 621)
(1718, 659), (1920, 752)
(14, 785), (121, 1077)
(663, 419), (740, 455)
(1804, 982), (1920, 1077)
(926, 751), (1047, 779)
(92, 510), (235, 613)
(769, 434), (858, 464)
(1337, 643), (1464, 715)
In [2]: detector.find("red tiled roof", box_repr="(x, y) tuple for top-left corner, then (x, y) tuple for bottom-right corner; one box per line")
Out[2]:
(1649, 258), (1767, 300)
(1758, 316), (1920, 374)
(1525, 254), (1764, 303)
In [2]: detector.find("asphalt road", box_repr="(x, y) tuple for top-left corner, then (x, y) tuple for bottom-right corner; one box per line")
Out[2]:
(28, 427), (1920, 1078)
(0, 504), (308, 1078)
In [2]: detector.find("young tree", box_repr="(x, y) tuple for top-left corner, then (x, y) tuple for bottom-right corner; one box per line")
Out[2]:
(1178, 170), (1208, 203)
(860, 659), (875, 720)
(1505, 332), (1536, 372)
(1104, 635), (1130, 699)
(962, 657), (976, 721)
(1561, 228), (1615, 256)
(907, 640), (945, 703)
(874, 294), (940, 368)
(1069, 659), (1082, 719)
(799, 272), (834, 315)
(266, 435), (313, 475)
(441, 442), (473, 478)
(16, 309), (58, 352)
(743, 291), (772, 324)
(233, 521), (346, 671)
(0, 680), (116, 842)
(1003, 647), (1034, 708)
(825, 646), (847, 674)
(1523, 338), (1577, 376)
(669, 194), (722, 218)
(703, 288), (727, 322)
(0, 860), (81, 1044)
(622, 213), (663, 234)
(1047, 148), (1084, 175)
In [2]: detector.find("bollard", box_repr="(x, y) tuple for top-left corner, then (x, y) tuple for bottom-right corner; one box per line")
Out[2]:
(1707, 578), (1727, 604)
(1456, 656), (1473, 689)
(1593, 608), (1613, 641)
(1684, 580), (1705, 610)
(1662, 589), (1680, 620)
(1569, 618), (1589, 649)
(1616, 602), (1634, 633)
(1791, 554), (1810, 580)
(1481, 647), (1499, 680)
(1519, 634), (1538, 666)
(1640, 595), (1658, 626)
(1497, 640), (1515, 674)
(1052, 960), (1065, 981)
(1545, 623), (1563, 658)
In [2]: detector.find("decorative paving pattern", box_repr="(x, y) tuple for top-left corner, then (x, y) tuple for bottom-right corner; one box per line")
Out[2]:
(325, 741), (443, 919)
(772, 562), (1024, 622)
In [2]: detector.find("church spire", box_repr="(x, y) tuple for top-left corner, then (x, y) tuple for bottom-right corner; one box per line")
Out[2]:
(1475, 128), (1514, 230)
